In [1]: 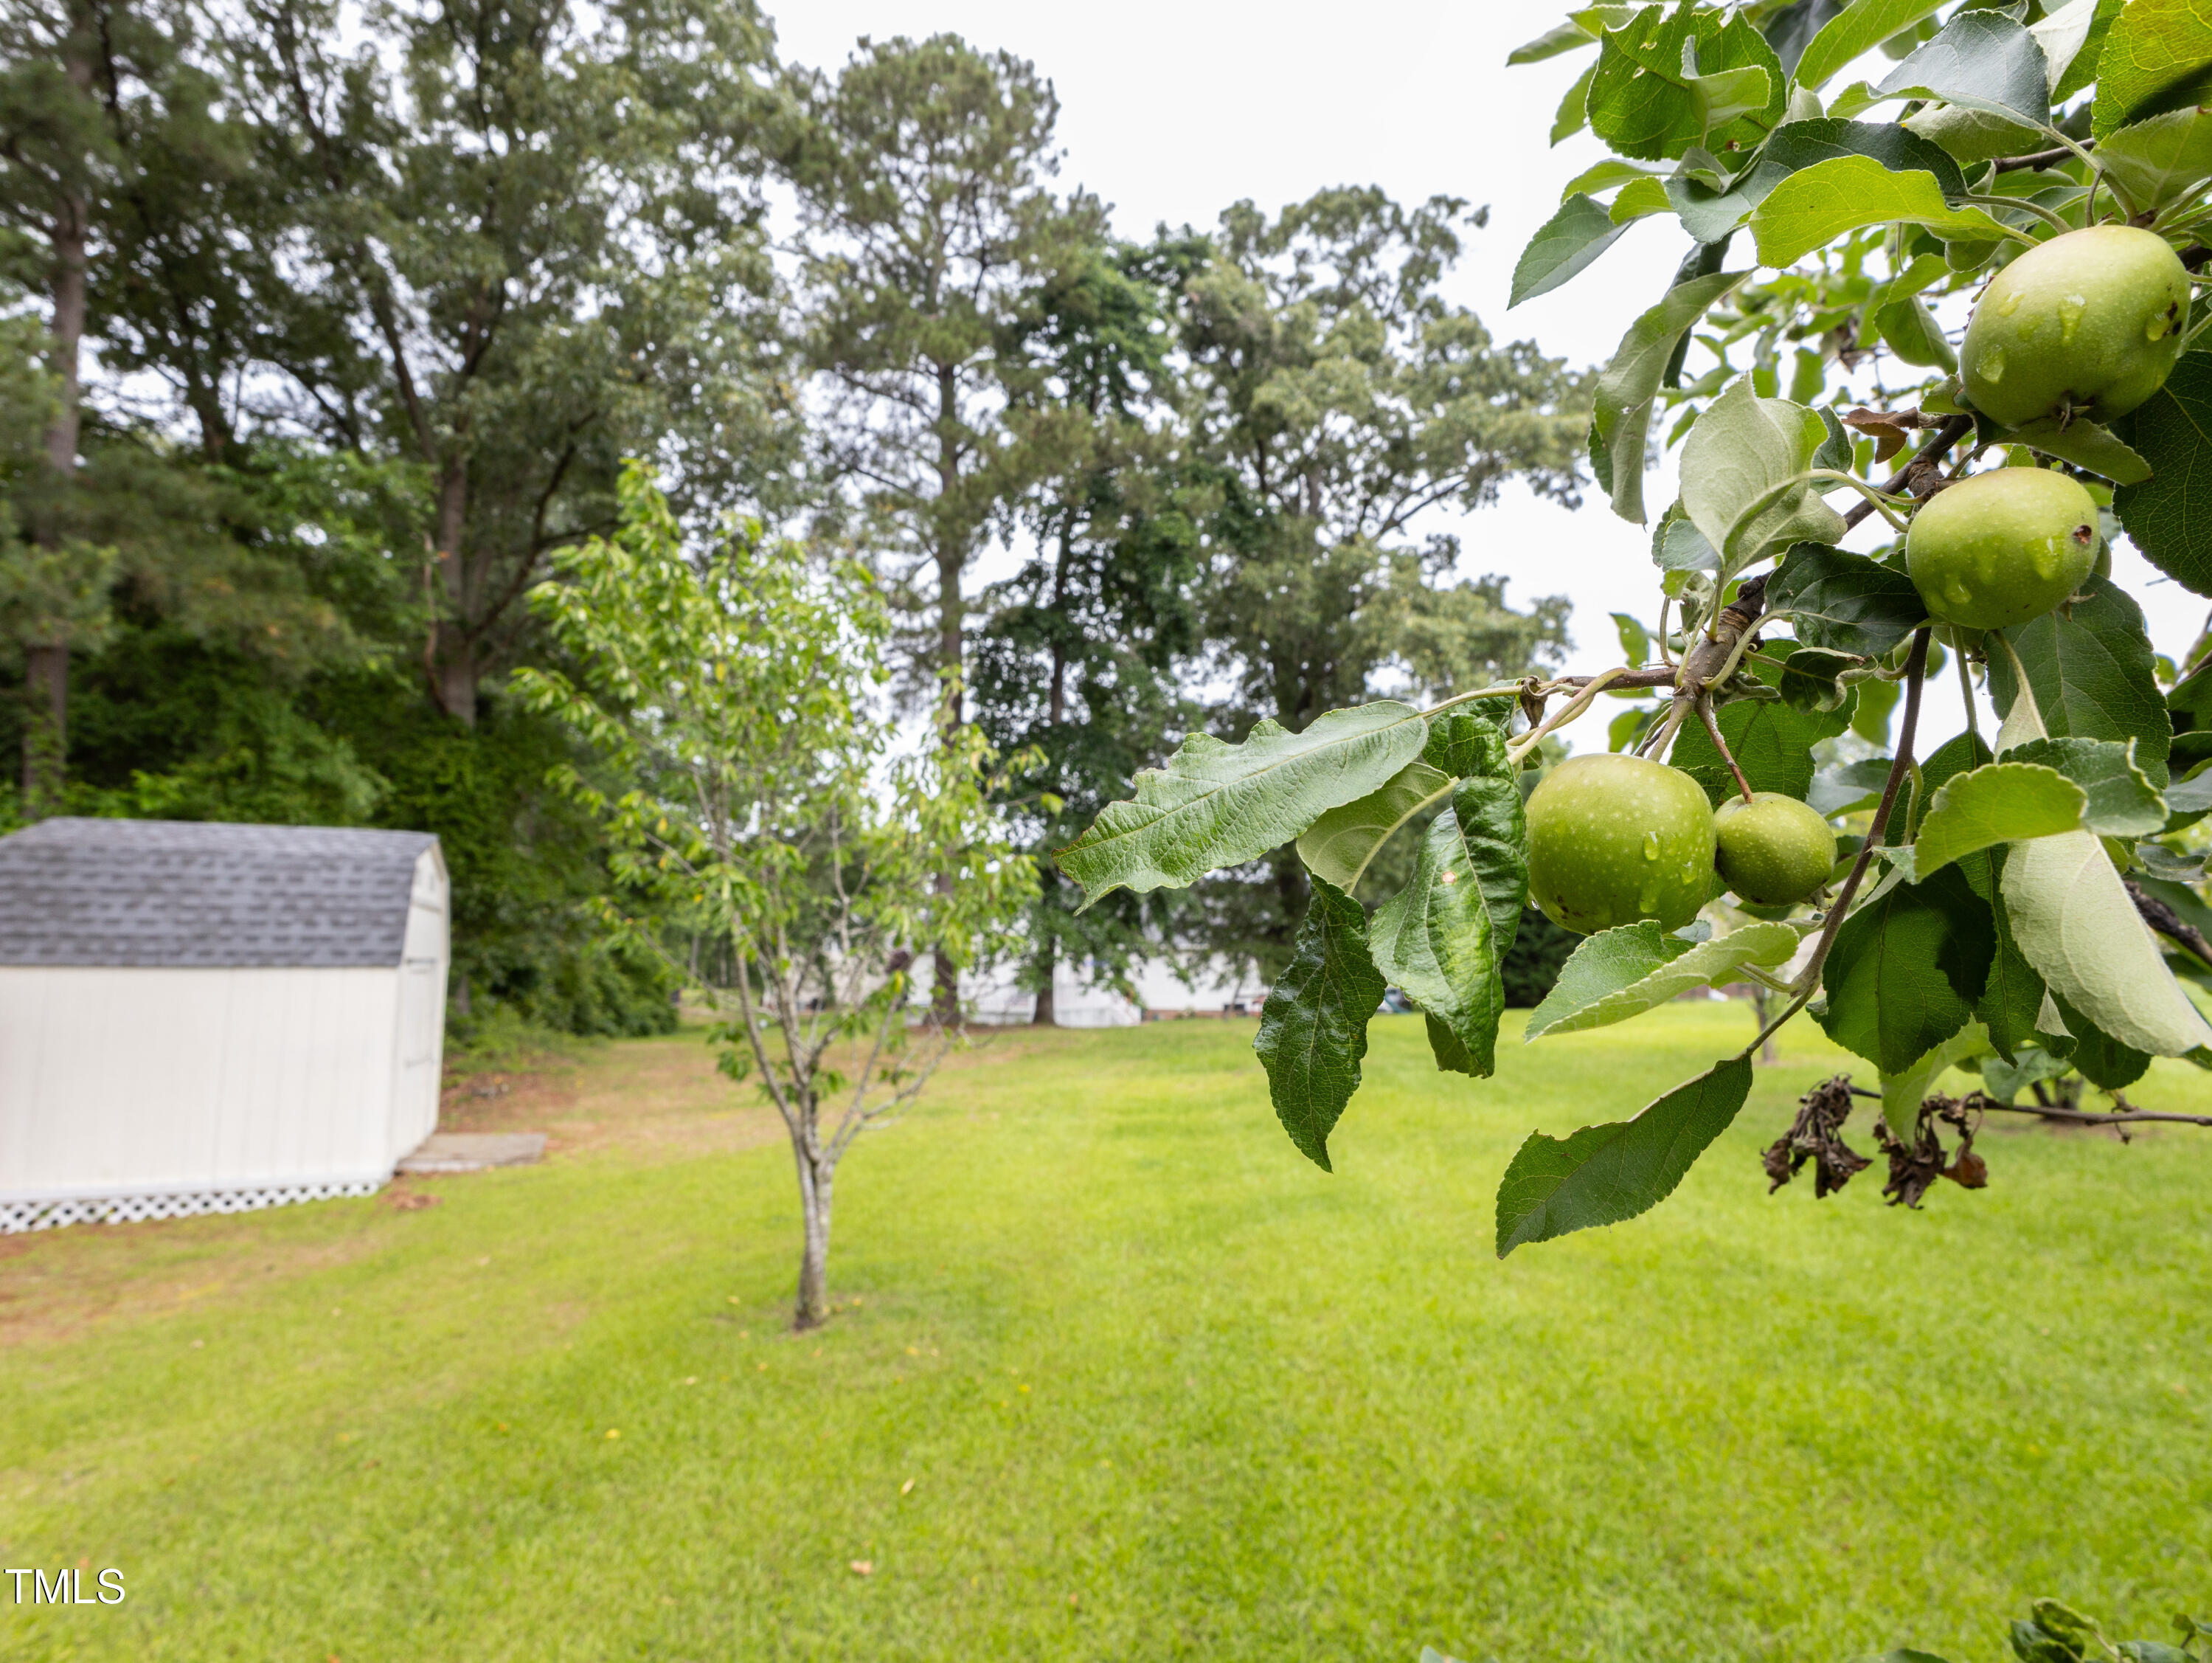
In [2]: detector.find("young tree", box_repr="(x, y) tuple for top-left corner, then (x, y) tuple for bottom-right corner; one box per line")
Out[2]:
(1057, 0), (2212, 1248)
(783, 32), (1102, 1012)
(1174, 189), (1587, 975)
(518, 466), (1035, 1329)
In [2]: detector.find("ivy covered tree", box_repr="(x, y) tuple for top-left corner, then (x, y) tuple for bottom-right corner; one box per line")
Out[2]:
(1056, 0), (2212, 1252)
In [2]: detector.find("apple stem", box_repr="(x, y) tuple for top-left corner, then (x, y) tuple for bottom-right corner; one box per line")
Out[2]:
(1696, 694), (1755, 806)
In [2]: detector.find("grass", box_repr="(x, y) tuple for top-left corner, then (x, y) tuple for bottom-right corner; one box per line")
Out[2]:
(1, 1005), (2208, 1663)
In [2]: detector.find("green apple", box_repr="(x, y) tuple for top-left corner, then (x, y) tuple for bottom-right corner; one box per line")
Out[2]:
(1905, 466), (2100, 632)
(1525, 754), (1716, 935)
(1960, 225), (2190, 428)
(1713, 792), (1836, 907)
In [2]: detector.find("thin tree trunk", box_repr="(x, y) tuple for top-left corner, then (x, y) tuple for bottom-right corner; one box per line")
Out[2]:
(930, 362), (965, 1023)
(429, 462), (479, 725)
(21, 647), (68, 816)
(24, 119), (90, 817)
(1032, 934), (1057, 1026)
(1751, 987), (1779, 1064)
(792, 1139), (833, 1330)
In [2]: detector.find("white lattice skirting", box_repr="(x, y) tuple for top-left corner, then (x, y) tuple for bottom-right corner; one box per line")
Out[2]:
(0, 1178), (383, 1234)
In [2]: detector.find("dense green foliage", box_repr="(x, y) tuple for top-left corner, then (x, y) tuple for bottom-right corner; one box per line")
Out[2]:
(3, 1011), (2208, 1659)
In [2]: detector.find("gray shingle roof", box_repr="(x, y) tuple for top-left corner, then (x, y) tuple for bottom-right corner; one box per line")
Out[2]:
(0, 818), (440, 968)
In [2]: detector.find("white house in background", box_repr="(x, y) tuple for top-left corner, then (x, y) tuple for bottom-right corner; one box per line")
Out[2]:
(963, 956), (1264, 1026)
(0, 818), (449, 1232)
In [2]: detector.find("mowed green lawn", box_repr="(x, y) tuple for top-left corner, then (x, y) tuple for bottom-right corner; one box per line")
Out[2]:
(2, 1006), (2208, 1663)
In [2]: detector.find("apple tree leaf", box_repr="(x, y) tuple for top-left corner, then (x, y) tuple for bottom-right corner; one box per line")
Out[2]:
(2003, 737), (2168, 835)
(1894, 762), (2087, 882)
(1986, 576), (2171, 787)
(1511, 194), (1632, 308)
(2094, 106), (2212, 210)
(1587, 4), (1786, 162)
(2114, 354), (2212, 597)
(1592, 269), (1752, 525)
(1671, 694), (1851, 807)
(1058, 701), (1430, 905)
(1879, 1023), (1993, 1139)
(1793, 0), (1948, 91)
(2000, 829), (2212, 1056)
(1494, 1055), (1755, 1257)
(1767, 541), (1927, 657)
(1296, 758), (1455, 894)
(1451, 749), (1531, 958)
(1815, 865), (1995, 1073)
(2093, 0), (2212, 137)
(1369, 809), (1505, 1077)
(1254, 874), (1387, 1171)
(1749, 155), (2016, 267)
(1679, 376), (1846, 568)
(1525, 920), (1801, 1040)
(1875, 10), (2054, 130)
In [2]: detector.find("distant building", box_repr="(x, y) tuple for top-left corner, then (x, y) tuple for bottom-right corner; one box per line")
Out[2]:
(0, 819), (448, 1231)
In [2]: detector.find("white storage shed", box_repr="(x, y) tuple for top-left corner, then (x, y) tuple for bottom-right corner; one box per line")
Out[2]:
(0, 818), (449, 1231)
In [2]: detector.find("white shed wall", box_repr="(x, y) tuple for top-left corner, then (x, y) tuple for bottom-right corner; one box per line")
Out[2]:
(0, 964), (406, 1200)
(388, 848), (449, 1161)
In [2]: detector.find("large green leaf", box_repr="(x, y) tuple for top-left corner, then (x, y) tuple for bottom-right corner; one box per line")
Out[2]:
(2093, 0), (2212, 137)
(1875, 10), (2054, 129)
(1588, 4), (1787, 162)
(1986, 576), (2171, 787)
(1296, 758), (1454, 893)
(1494, 1056), (1755, 1257)
(2003, 737), (2168, 835)
(1794, 0), (1948, 91)
(1671, 694), (1851, 807)
(1525, 920), (1800, 1040)
(1815, 865), (1995, 1073)
(2003, 415), (2152, 485)
(1253, 874), (1387, 1171)
(1059, 702), (1430, 906)
(1896, 762), (2086, 882)
(1369, 810), (1505, 1077)
(1679, 377), (1847, 567)
(2113, 355), (2212, 597)
(1452, 759), (1531, 959)
(1592, 270), (1752, 525)
(1663, 117), (1966, 243)
(1767, 541), (1927, 657)
(1511, 194), (1632, 308)
(2094, 106), (2212, 210)
(2000, 829), (2212, 1056)
(1749, 155), (2015, 266)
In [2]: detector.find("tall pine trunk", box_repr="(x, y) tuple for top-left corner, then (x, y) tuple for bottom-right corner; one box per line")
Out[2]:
(23, 58), (91, 818)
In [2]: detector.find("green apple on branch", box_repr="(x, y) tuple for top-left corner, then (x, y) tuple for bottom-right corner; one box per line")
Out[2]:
(1058, 0), (2212, 1255)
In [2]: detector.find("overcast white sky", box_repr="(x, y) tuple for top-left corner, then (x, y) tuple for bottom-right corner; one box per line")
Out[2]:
(770, 1), (2206, 751)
